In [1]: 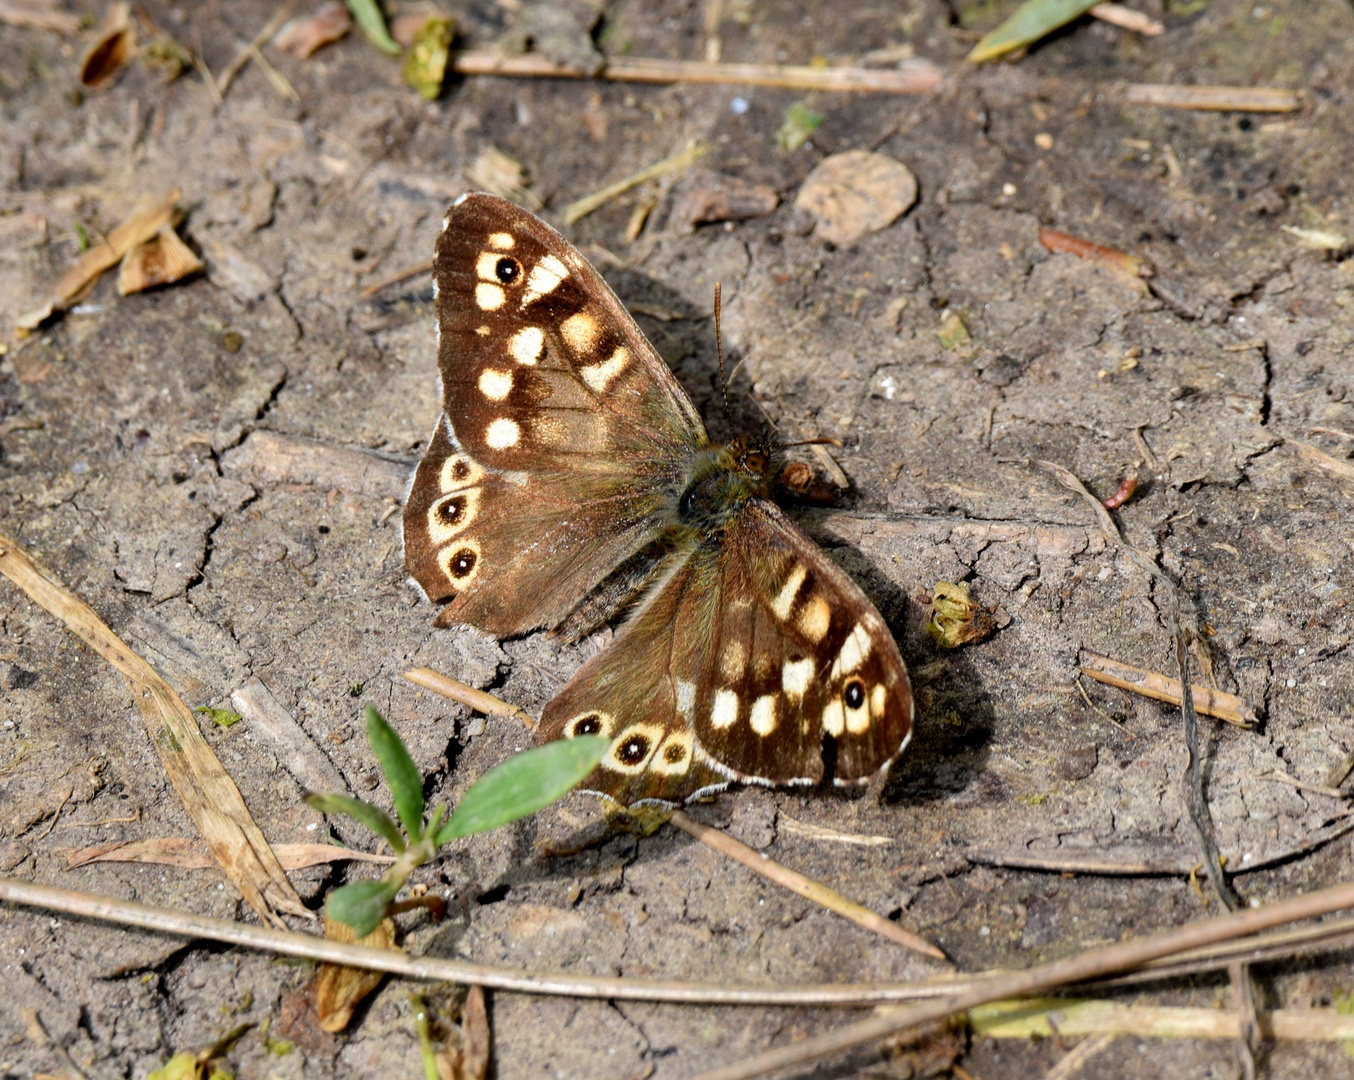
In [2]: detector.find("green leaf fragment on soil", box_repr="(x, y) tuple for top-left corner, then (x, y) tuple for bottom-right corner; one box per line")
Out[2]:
(968, 0), (1101, 63)
(776, 101), (824, 153)
(327, 878), (400, 937)
(195, 705), (242, 728)
(345, 0), (400, 55)
(365, 706), (425, 841)
(305, 791), (406, 853)
(435, 735), (609, 844)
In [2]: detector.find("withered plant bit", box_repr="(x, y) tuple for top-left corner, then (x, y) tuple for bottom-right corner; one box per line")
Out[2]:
(1325, 745), (1354, 791)
(0, 534), (307, 925)
(668, 809), (948, 962)
(449, 51), (943, 95)
(402, 14), (454, 101)
(317, 910), (398, 1032)
(565, 142), (710, 225)
(117, 223), (203, 295)
(1289, 439), (1354, 483)
(274, 1), (352, 58)
(1038, 227), (1152, 279)
(1118, 83), (1302, 113)
(67, 837), (394, 870)
(1078, 652), (1260, 728)
(404, 667), (535, 729)
(80, 1), (135, 89)
(925, 581), (996, 650)
(1088, 2), (1162, 34)
(1101, 473), (1138, 510)
(17, 189), (181, 329)
(216, 0), (298, 97)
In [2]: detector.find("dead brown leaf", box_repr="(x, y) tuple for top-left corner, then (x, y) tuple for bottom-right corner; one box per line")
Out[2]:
(316, 913), (399, 1032)
(274, 1), (352, 58)
(117, 224), (203, 295)
(793, 150), (917, 246)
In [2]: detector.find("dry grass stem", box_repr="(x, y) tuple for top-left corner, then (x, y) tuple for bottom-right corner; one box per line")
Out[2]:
(1079, 651), (1259, 727)
(404, 667), (536, 728)
(565, 142), (710, 225)
(1118, 83), (1302, 112)
(450, 51), (944, 96)
(216, 0), (297, 96)
(777, 814), (894, 846)
(1043, 1032), (1117, 1080)
(0, 534), (307, 925)
(1258, 768), (1348, 801)
(688, 875), (1354, 1080)
(972, 998), (1354, 1042)
(1325, 745), (1354, 790)
(67, 838), (394, 871)
(361, 259), (434, 297)
(669, 810), (946, 962)
(1290, 439), (1354, 483)
(1074, 675), (1135, 736)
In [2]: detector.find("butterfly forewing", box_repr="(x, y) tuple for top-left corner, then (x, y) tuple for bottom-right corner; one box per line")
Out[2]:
(404, 194), (708, 635)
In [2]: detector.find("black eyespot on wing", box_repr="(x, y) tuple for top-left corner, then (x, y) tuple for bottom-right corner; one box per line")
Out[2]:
(844, 678), (866, 710)
(618, 733), (651, 765)
(571, 713), (604, 736)
(495, 257), (521, 284)
(436, 495), (467, 526)
(450, 548), (478, 578)
(451, 459), (471, 482)
(663, 741), (686, 764)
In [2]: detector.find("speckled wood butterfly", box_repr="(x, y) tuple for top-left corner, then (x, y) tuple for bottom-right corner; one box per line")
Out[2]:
(403, 193), (913, 806)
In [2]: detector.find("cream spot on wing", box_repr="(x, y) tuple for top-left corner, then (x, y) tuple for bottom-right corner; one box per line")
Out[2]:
(822, 697), (845, 737)
(438, 453), (484, 492)
(600, 723), (664, 775)
(521, 254), (568, 305)
(749, 694), (778, 737)
(477, 368), (513, 401)
(871, 683), (887, 718)
(485, 417), (520, 449)
(580, 346), (629, 392)
(563, 710), (614, 739)
(475, 282), (506, 310)
(798, 594), (831, 643)
(475, 325), (490, 336)
(509, 326), (544, 365)
(844, 692), (870, 734)
(829, 622), (873, 678)
(475, 252), (500, 281)
(720, 640), (746, 682)
(427, 488), (479, 544)
(676, 679), (696, 718)
(711, 688), (739, 730)
(437, 538), (482, 587)
(488, 232), (515, 250)
(559, 311), (600, 353)
(772, 564), (807, 622)
(651, 731), (693, 776)
(782, 657), (814, 701)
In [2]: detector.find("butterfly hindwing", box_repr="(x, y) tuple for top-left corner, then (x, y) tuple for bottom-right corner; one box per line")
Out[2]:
(537, 498), (913, 804)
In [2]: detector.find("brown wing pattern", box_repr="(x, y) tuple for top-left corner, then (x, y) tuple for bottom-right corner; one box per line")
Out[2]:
(537, 498), (913, 805)
(403, 193), (708, 635)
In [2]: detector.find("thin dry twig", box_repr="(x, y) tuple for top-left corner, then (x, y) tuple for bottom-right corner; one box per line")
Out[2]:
(1073, 675), (1135, 737)
(669, 810), (945, 961)
(1044, 1032), (1117, 1080)
(777, 814), (894, 846)
(686, 874), (1354, 1080)
(361, 259), (434, 298)
(1289, 439), (1354, 484)
(1079, 652), (1259, 727)
(0, 534), (307, 925)
(565, 142), (710, 225)
(450, 51), (944, 95)
(1257, 768), (1348, 801)
(216, 0), (297, 96)
(404, 667), (535, 728)
(1118, 84), (1302, 112)
(975, 999), (1354, 1042)
(1325, 745), (1354, 790)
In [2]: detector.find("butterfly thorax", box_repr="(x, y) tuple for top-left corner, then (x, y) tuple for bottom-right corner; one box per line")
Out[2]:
(674, 437), (775, 534)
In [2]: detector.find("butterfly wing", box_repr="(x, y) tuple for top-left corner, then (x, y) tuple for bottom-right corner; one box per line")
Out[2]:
(537, 497), (913, 805)
(403, 193), (708, 636)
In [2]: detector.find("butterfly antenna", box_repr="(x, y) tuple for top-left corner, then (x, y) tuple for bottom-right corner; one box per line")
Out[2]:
(714, 282), (732, 421)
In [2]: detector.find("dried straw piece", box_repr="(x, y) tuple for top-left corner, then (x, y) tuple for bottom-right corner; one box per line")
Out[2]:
(564, 141), (709, 225)
(404, 667), (535, 728)
(0, 534), (308, 925)
(1088, 3), (1163, 34)
(450, 51), (943, 95)
(1289, 439), (1354, 483)
(117, 223), (203, 295)
(971, 997), (1354, 1041)
(1119, 83), (1301, 113)
(68, 838), (393, 870)
(1078, 652), (1260, 727)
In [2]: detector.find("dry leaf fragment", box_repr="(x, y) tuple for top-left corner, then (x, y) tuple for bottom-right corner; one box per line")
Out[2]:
(794, 150), (918, 246)
(672, 169), (778, 230)
(438, 986), (491, 1080)
(117, 224), (203, 295)
(316, 912), (399, 1032)
(275, 1), (352, 58)
(80, 1), (135, 89)
(925, 581), (996, 649)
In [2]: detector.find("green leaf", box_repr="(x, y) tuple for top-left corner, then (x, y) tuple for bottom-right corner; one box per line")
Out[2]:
(365, 706), (425, 840)
(305, 792), (405, 853)
(195, 704), (242, 728)
(776, 101), (824, 154)
(327, 879), (399, 937)
(74, 221), (90, 252)
(435, 736), (609, 844)
(344, 0), (401, 56)
(968, 0), (1101, 63)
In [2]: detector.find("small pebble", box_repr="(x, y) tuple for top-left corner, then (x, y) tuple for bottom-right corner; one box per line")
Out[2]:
(730, 97), (748, 115)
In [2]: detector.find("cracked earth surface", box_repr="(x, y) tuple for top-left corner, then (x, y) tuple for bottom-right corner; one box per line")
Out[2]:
(1, 1), (1353, 1077)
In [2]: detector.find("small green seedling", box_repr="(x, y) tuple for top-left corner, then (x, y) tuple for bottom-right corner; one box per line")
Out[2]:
(307, 706), (608, 937)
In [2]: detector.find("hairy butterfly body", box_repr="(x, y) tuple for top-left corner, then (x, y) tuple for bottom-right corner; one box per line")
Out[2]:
(404, 192), (912, 806)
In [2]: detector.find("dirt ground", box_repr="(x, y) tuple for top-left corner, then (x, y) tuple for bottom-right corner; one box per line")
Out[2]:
(1, 0), (1353, 1077)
